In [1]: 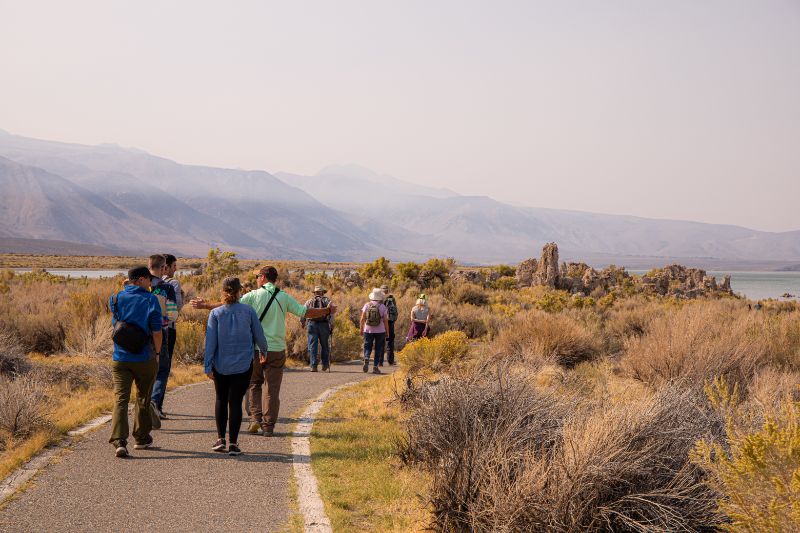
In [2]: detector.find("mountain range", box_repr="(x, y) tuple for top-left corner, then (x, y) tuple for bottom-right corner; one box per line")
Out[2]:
(1, 130), (799, 268)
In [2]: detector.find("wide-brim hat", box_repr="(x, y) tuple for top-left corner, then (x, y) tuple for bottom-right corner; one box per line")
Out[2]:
(313, 286), (327, 294)
(369, 288), (385, 301)
(415, 298), (425, 306)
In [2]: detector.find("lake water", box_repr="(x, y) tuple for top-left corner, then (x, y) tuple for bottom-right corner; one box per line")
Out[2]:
(9, 268), (800, 301)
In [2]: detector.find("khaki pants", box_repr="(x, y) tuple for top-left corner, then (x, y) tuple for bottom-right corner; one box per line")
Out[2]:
(248, 350), (286, 430)
(109, 358), (158, 447)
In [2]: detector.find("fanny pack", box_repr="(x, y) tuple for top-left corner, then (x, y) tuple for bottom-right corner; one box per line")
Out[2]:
(111, 294), (150, 354)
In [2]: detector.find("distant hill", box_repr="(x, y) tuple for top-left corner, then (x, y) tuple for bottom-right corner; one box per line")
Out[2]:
(1, 129), (799, 266)
(0, 237), (138, 256)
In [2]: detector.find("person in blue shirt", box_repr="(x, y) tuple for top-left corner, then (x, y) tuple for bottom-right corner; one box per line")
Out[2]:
(204, 277), (268, 456)
(109, 266), (163, 458)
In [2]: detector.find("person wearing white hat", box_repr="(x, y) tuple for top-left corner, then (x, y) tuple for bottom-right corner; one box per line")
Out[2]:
(359, 288), (389, 374)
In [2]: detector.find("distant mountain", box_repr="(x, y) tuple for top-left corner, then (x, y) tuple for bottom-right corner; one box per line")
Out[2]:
(1, 130), (799, 266)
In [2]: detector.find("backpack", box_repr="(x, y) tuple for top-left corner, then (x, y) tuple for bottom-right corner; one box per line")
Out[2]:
(365, 302), (382, 327)
(384, 296), (398, 322)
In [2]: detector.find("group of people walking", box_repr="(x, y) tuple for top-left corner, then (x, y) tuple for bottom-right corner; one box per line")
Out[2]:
(109, 262), (431, 458)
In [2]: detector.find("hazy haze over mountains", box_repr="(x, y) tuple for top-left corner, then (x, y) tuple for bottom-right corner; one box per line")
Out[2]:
(1, 130), (799, 267)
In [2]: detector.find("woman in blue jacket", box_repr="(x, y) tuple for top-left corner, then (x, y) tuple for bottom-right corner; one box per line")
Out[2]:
(204, 277), (268, 455)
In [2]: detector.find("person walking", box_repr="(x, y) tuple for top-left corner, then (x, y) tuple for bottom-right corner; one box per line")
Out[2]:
(360, 288), (389, 374)
(162, 253), (184, 370)
(380, 284), (398, 366)
(148, 254), (179, 422)
(108, 266), (163, 458)
(302, 286), (334, 372)
(407, 298), (431, 341)
(204, 277), (268, 456)
(191, 266), (334, 436)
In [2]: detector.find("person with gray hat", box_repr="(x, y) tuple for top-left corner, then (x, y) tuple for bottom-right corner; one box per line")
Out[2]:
(204, 277), (268, 456)
(302, 286), (335, 372)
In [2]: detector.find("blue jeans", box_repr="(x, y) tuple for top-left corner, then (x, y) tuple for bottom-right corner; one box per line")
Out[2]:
(363, 332), (386, 366)
(307, 321), (331, 367)
(150, 328), (171, 410)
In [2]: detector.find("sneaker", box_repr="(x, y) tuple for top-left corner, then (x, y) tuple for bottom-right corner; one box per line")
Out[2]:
(372, 366), (382, 374)
(133, 436), (153, 450)
(158, 408), (168, 420)
(247, 422), (261, 434)
(115, 445), (128, 458)
(362, 360), (369, 373)
(212, 438), (227, 452)
(389, 362), (396, 366)
(262, 426), (274, 437)
(322, 364), (330, 372)
(149, 404), (162, 430)
(310, 366), (318, 372)
(228, 443), (242, 456)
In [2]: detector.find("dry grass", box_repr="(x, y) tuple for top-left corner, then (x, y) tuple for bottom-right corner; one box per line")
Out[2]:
(311, 374), (431, 532)
(0, 375), (50, 449)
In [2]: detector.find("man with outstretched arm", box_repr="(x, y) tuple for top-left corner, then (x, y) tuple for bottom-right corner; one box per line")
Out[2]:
(147, 254), (179, 421)
(191, 266), (335, 436)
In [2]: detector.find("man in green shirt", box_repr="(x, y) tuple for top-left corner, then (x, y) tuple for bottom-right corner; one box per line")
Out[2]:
(191, 266), (334, 436)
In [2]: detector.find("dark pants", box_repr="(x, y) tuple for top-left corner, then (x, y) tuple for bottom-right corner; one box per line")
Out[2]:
(249, 350), (286, 430)
(110, 358), (158, 447)
(212, 365), (252, 443)
(150, 328), (172, 410)
(307, 321), (331, 368)
(167, 326), (176, 358)
(385, 321), (395, 365)
(363, 332), (386, 367)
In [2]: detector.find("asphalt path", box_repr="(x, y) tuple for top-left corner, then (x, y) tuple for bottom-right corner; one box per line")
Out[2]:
(0, 360), (391, 532)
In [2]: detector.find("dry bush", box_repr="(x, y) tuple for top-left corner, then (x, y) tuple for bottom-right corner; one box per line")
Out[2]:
(32, 357), (113, 389)
(0, 329), (31, 375)
(399, 368), (725, 532)
(620, 303), (771, 390)
(65, 314), (113, 358)
(174, 320), (206, 364)
(398, 330), (470, 375)
(492, 310), (603, 368)
(0, 374), (50, 448)
(603, 299), (669, 354)
(450, 283), (489, 306)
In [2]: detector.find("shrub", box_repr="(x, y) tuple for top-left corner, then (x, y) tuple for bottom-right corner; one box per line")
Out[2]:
(418, 258), (455, 288)
(331, 308), (362, 361)
(194, 248), (241, 291)
(175, 320), (206, 364)
(398, 330), (470, 374)
(491, 276), (517, 290)
(359, 256), (392, 281)
(452, 283), (489, 306)
(693, 380), (800, 532)
(494, 264), (516, 277)
(399, 369), (724, 532)
(395, 262), (421, 283)
(65, 314), (113, 358)
(493, 310), (602, 368)
(0, 329), (30, 375)
(0, 375), (50, 448)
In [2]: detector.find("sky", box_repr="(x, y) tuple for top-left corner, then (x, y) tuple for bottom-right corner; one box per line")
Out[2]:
(1, 0), (799, 232)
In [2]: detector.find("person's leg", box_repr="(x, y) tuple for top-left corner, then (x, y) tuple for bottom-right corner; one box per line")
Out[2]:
(249, 351), (265, 425)
(109, 361), (134, 447)
(213, 369), (231, 440)
(150, 329), (172, 411)
(307, 324), (319, 368)
(387, 321), (395, 365)
(131, 357), (158, 444)
(227, 366), (252, 444)
(167, 326), (177, 359)
(374, 333), (386, 371)
(318, 323), (331, 369)
(263, 350), (286, 433)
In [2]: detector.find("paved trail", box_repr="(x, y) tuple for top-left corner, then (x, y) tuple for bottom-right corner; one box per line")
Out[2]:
(0, 361), (390, 532)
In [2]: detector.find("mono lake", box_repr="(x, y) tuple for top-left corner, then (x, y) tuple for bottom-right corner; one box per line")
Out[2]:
(9, 268), (800, 301)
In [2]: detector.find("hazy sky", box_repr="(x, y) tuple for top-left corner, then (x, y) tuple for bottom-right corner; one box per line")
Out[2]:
(2, 1), (799, 231)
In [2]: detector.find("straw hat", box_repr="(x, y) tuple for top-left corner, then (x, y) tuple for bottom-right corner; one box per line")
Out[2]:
(369, 288), (385, 301)
(415, 298), (425, 306)
(312, 286), (327, 294)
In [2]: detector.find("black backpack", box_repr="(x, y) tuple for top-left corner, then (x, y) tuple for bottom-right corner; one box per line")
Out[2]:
(110, 294), (150, 354)
(384, 296), (398, 322)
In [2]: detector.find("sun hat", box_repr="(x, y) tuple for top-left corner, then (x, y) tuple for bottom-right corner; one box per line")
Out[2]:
(369, 288), (385, 301)
(415, 298), (425, 306)
(222, 277), (243, 293)
(313, 286), (327, 294)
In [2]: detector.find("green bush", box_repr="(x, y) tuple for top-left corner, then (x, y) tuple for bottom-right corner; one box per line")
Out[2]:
(395, 262), (421, 283)
(359, 257), (392, 281)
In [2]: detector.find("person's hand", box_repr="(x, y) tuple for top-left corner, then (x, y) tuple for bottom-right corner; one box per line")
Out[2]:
(329, 303), (337, 314)
(360, 328), (364, 336)
(190, 297), (206, 309)
(206, 371), (214, 380)
(259, 353), (267, 364)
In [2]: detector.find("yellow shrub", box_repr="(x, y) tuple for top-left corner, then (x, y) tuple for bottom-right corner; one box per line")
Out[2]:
(175, 320), (206, 363)
(398, 330), (470, 374)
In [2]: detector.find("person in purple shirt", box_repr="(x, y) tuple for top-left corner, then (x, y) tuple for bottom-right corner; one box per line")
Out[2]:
(359, 288), (389, 374)
(204, 277), (268, 456)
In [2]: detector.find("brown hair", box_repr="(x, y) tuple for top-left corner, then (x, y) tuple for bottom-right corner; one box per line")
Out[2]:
(258, 266), (278, 283)
(149, 254), (166, 270)
(222, 287), (240, 304)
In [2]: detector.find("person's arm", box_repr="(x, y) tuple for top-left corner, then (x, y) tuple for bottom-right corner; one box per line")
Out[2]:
(148, 295), (163, 357)
(204, 311), (218, 378)
(382, 305), (389, 334)
(152, 330), (163, 356)
(289, 293), (334, 319)
(190, 298), (223, 310)
(359, 310), (366, 335)
(250, 307), (268, 355)
(170, 279), (184, 310)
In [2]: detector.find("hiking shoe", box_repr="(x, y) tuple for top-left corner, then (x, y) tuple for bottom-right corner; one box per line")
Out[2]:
(133, 436), (153, 450)
(379, 362), (385, 367)
(372, 367), (382, 374)
(262, 426), (274, 437)
(158, 408), (168, 420)
(149, 404), (162, 430)
(322, 364), (330, 372)
(115, 445), (128, 458)
(310, 366), (318, 372)
(228, 443), (242, 456)
(212, 438), (227, 452)
(362, 360), (369, 373)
